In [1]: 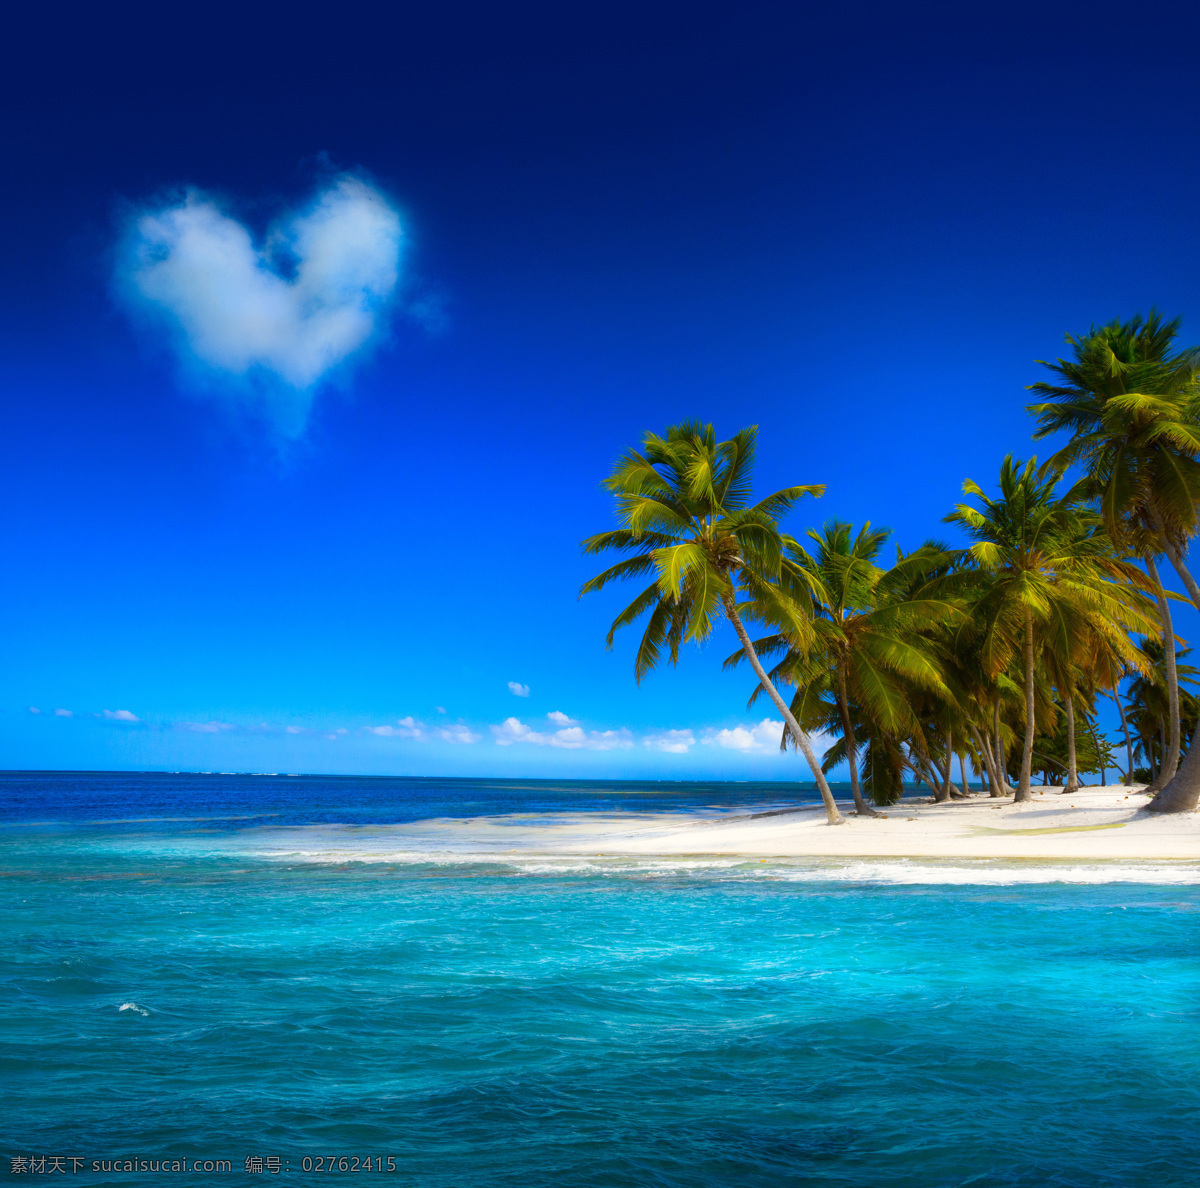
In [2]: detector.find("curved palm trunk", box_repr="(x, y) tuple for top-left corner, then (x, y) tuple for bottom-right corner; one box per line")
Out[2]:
(929, 750), (960, 799)
(1149, 537), (1200, 813)
(834, 665), (878, 817)
(1111, 689), (1133, 784)
(969, 720), (998, 796)
(959, 752), (971, 796)
(912, 752), (941, 797)
(935, 729), (954, 803)
(1062, 694), (1079, 794)
(992, 698), (1007, 797)
(1016, 611), (1036, 803)
(1145, 555), (1181, 793)
(723, 596), (845, 825)
(1087, 717), (1106, 786)
(968, 723), (999, 792)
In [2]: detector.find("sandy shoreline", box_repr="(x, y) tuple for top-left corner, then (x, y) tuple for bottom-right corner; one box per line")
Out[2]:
(539, 784), (1200, 861)
(238, 784), (1200, 867)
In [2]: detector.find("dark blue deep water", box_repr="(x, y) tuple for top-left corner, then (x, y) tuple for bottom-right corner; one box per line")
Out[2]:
(2, 773), (1199, 1186)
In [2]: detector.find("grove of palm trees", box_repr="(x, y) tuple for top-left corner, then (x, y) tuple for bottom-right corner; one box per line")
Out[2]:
(583, 311), (1200, 818)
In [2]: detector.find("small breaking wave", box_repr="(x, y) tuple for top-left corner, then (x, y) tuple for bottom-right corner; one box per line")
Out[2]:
(231, 845), (1200, 885)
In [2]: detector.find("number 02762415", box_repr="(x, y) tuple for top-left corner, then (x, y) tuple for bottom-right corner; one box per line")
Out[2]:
(299, 1156), (398, 1172)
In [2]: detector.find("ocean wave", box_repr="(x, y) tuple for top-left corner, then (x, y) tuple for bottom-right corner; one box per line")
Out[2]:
(232, 846), (1200, 884)
(14, 808), (1199, 886)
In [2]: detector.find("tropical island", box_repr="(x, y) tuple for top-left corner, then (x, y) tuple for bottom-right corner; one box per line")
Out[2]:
(569, 312), (1200, 861)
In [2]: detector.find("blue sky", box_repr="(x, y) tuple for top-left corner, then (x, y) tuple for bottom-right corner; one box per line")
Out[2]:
(2, 1), (1199, 777)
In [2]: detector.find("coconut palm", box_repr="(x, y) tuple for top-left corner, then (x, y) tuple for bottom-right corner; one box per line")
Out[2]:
(1124, 637), (1200, 781)
(1069, 627), (1151, 790)
(945, 456), (1156, 802)
(1027, 311), (1200, 810)
(1040, 622), (1124, 794)
(797, 690), (911, 806)
(579, 422), (845, 824)
(1029, 692), (1108, 785)
(726, 527), (958, 815)
(946, 622), (1015, 796)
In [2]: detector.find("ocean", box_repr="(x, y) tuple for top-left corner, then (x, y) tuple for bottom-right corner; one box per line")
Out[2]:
(3, 772), (1198, 1186)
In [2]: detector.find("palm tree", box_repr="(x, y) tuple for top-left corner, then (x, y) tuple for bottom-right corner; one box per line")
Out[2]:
(1027, 311), (1200, 810)
(947, 621), (1015, 797)
(579, 422), (845, 825)
(796, 690), (911, 806)
(1081, 636), (1143, 785)
(1124, 637), (1200, 782)
(945, 456), (1155, 802)
(1029, 691), (1108, 785)
(725, 527), (957, 816)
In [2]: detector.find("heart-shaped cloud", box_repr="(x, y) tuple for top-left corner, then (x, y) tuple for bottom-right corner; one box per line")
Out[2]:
(119, 175), (403, 435)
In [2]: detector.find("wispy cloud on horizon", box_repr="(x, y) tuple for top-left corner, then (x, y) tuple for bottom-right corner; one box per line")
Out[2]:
(491, 717), (633, 750)
(643, 729), (696, 754)
(29, 702), (818, 763)
(435, 723), (481, 744)
(117, 175), (403, 436)
(367, 715), (426, 740)
(365, 716), (479, 743)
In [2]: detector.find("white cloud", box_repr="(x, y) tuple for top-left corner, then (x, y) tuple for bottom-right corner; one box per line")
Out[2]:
(54, 708), (72, 717)
(27, 706), (41, 715)
(643, 729), (696, 754)
(103, 709), (140, 723)
(434, 724), (481, 744)
(119, 175), (402, 436)
(585, 729), (635, 751)
(547, 710), (577, 726)
(285, 725), (305, 735)
(366, 715), (478, 744)
(507, 682), (530, 697)
(366, 715), (424, 739)
(491, 717), (632, 750)
(179, 721), (235, 733)
(702, 718), (785, 754)
(435, 706), (447, 714)
(492, 717), (538, 745)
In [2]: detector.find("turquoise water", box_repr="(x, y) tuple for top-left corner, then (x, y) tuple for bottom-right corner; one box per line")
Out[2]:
(3, 774), (1199, 1186)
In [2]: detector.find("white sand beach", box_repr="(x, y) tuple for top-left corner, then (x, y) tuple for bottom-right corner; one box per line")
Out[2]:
(542, 784), (1200, 862)
(236, 784), (1200, 870)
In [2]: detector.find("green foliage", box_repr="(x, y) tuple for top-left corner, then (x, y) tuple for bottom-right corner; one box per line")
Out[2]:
(724, 521), (960, 809)
(1019, 700), (1111, 784)
(945, 454), (1157, 794)
(1027, 311), (1200, 551)
(1125, 636), (1200, 775)
(946, 456), (1154, 683)
(580, 422), (822, 680)
(578, 313), (1200, 810)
